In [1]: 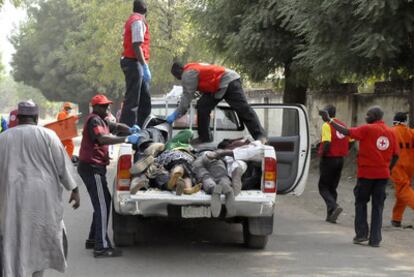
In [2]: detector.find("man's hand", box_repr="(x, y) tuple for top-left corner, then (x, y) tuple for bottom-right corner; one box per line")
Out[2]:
(69, 190), (80, 209)
(129, 124), (141, 134)
(127, 133), (142, 144)
(166, 111), (178, 124)
(143, 63), (152, 82)
(319, 110), (331, 122)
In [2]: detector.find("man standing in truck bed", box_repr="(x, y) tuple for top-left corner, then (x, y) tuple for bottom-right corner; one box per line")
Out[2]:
(167, 62), (267, 144)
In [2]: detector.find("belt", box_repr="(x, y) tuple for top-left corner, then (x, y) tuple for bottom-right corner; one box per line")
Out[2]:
(121, 56), (137, 61)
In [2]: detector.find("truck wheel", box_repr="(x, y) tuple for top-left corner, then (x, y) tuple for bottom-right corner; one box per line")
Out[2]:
(243, 221), (269, 249)
(113, 231), (135, 247)
(112, 206), (136, 247)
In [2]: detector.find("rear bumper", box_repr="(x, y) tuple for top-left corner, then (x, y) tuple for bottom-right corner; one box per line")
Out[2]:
(114, 190), (276, 218)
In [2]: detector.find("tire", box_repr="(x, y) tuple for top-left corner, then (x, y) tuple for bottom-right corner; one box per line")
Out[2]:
(243, 221), (269, 249)
(112, 205), (136, 247)
(113, 231), (135, 247)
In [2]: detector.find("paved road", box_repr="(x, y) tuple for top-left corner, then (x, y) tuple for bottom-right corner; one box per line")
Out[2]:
(45, 157), (414, 276)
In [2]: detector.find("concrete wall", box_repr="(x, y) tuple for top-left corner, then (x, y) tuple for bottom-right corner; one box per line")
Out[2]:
(246, 84), (410, 147)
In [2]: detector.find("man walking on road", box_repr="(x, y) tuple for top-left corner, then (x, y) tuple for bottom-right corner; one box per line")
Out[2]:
(389, 112), (414, 227)
(318, 105), (350, 223)
(167, 62), (266, 144)
(320, 106), (399, 247)
(77, 94), (142, 258)
(0, 100), (80, 277)
(57, 102), (75, 158)
(120, 0), (151, 128)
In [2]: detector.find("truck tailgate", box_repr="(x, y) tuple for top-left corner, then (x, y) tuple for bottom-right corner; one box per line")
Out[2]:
(115, 189), (276, 218)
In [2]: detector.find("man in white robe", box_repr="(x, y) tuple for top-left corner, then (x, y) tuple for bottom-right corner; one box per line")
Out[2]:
(0, 101), (80, 277)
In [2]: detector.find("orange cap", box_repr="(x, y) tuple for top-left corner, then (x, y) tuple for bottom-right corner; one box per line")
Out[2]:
(63, 102), (72, 109)
(91, 94), (113, 106)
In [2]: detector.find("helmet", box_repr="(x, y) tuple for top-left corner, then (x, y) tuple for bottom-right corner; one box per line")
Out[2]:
(63, 102), (72, 109)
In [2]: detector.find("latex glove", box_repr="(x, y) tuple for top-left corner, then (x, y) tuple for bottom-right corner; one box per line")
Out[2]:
(143, 63), (152, 82)
(129, 124), (141, 134)
(166, 111), (178, 124)
(318, 110), (331, 122)
(126, 133), (142, 144)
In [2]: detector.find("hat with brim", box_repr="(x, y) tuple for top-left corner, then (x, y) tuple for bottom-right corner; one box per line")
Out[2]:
(17, 100), (39, 116)
(91, 94), (113, 106)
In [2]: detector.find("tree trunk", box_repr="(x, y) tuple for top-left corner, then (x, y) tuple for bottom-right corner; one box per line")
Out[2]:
(78, 101), (90, 125)
(283, 63), (307, 105)
(410, 79), (414, 128)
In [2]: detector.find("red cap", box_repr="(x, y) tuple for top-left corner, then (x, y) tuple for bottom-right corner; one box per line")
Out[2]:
(90, 94), (113, 106)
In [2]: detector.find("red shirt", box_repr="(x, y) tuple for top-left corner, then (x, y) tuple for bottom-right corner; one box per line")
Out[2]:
(349, 121), (399, 179)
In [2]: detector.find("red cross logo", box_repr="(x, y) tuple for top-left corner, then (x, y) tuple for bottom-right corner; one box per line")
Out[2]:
(376, 136), (390, 151)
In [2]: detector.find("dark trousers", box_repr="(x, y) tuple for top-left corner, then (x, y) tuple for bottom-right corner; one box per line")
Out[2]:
(77, 162), (112, 250)
(120, 57), (151, 128)
(318, 156), (344, 217)
(196, 79), (266, 142)
(354, 178), (387, 244)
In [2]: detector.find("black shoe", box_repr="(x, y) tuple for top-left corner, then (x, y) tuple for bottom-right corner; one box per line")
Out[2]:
(85, 239), (95, 249)
(391, 220), (401, 227)
(327, 206), (343, 223)
(93, 248), (122, 258)
(368, 241), (380, 247)
(353, 236), (368, 245)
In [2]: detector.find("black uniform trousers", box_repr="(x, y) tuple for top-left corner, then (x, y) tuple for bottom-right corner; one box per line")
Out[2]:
(77, 162), (112, 250)
(196, 79), (266, 142)
(120, 57), (151, 128)
(354, 178), (387, 245)
(318, 156), (344, 217)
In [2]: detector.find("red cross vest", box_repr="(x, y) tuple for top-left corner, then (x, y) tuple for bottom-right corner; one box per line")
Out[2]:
(319, 119), (349, 157)
(184, 63), (226, 93)
(122, 13), (150, 61)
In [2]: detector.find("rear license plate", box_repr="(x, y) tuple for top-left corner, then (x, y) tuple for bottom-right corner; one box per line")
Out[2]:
(181, 206), (211, 218)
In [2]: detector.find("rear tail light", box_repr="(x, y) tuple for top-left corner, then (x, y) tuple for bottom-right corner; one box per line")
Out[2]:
(263, 157), (277, 193)
(116, 154), (132, 191)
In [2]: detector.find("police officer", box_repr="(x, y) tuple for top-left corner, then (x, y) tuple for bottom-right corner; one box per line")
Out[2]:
(318, 104), (350, 223)
(77, 94), (141, 258)
(320, 106), (399, 247)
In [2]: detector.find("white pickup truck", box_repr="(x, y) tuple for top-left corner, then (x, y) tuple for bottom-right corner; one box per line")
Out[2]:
(112, 99), (310, 249)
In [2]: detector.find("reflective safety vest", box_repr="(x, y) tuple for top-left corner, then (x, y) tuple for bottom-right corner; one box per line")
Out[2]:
(122, 13), (150, 61)
(184, 63), (225, 93)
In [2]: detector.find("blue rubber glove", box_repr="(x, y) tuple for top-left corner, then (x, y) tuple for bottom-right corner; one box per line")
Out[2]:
(126, 133), (141, 144)
(129, 124), (141, 134)
(143, 63), (152, 82)
(166, 111), (178, 124)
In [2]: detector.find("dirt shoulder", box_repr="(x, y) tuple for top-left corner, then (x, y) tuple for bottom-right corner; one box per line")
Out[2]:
(289, 152), (414, 251)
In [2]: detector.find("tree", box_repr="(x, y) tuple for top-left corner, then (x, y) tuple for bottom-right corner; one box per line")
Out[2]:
(279, 0), (414, 125)
(193, 0), (308, 104)
(11, 0), (95, 116)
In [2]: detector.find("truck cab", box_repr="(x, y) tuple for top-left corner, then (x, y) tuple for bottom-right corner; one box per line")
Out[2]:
(112, 99), (310, 249)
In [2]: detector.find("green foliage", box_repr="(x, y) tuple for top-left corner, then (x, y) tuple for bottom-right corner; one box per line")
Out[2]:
(279, 0), (414, 81)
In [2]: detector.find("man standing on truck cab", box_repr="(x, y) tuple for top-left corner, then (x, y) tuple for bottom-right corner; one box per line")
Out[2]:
(167, 62), (267, 144)
(319, 106), (399, 247)
(119, 0), (151, 128)
(57, 102), (75, 158)
(77, 94), (142, 258)
(318, 104), (350, 223)
(0, 100), (80, 277)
